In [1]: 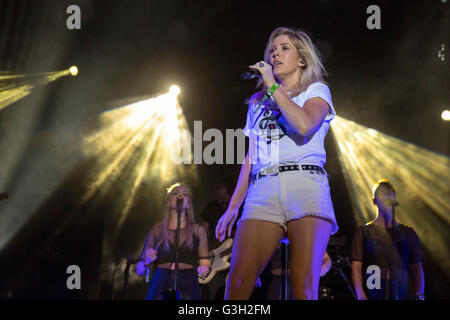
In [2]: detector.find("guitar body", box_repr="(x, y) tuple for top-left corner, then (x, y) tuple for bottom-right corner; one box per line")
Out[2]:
(198, 238), (233, 284)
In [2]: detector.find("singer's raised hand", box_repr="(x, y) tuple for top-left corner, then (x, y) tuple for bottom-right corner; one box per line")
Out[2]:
(249, 61), (276, 88)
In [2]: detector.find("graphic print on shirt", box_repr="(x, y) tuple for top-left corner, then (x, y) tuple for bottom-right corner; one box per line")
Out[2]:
(258, 109), (286, 144)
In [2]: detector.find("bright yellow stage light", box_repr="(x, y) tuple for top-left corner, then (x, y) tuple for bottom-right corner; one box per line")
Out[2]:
(441, 110), (450, 121)
(169, 85), (181, 96)
(69, 66), (78, 76)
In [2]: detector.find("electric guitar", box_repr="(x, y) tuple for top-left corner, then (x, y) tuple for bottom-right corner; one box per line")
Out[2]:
(198, 238), (233, 284)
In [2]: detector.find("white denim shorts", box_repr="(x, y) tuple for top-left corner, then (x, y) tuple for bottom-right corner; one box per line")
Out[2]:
(238, 168), (339, 234)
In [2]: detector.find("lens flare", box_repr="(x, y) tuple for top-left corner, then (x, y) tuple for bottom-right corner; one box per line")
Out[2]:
(331, 115), (450, 275)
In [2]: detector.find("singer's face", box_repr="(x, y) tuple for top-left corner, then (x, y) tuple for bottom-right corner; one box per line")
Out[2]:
(168, 186), (190, 210)
(374, 185), (396, 211)
(269, 35), (301, 79)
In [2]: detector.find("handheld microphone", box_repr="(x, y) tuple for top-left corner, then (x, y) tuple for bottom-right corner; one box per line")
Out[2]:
(241, 62), (273, 80)
(145, 268), (151, 283)
(241, 70), (260, 80)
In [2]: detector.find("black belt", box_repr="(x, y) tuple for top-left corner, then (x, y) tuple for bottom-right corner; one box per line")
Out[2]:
(250, 164), (325, 184)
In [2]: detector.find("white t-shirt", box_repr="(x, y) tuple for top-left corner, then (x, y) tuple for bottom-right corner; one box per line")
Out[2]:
(243, 81), (336, 175)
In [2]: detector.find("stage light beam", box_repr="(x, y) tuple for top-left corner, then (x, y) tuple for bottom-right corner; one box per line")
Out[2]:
(82, 86), (196, 233)
(0, 67), (79, 111)
(331, 115), (450, 276)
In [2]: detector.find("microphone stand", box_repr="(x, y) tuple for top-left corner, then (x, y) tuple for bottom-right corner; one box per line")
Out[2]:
(124, 254), (139, 300)
(391, 206), (398, 300)
(333, 256), (357, 300)
(280, 240), (289, 300)
(163, 197), (183, 300)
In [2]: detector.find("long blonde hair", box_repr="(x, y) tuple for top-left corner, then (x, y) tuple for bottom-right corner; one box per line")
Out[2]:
(155, 182), (196, 250)
(254, 27), (327, 99)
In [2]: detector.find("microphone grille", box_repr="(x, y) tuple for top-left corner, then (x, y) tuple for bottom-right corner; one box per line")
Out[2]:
(241, 71), (257, 80)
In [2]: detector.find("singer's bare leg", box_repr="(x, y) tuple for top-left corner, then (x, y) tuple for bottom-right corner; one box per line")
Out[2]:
(287, 216), (332, 300)
(225, 220), (284, 300)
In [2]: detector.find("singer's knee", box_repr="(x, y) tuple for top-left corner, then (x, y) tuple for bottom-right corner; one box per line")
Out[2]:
(226, 271), (257, 297)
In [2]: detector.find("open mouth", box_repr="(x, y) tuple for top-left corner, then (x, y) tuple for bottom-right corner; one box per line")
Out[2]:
(273, 61), (282, 67)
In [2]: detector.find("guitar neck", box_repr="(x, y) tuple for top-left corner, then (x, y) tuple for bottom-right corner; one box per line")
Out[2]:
(218, 247), (232, 258)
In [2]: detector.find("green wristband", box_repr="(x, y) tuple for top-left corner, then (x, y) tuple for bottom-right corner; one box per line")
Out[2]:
(266, 83), (279, 97)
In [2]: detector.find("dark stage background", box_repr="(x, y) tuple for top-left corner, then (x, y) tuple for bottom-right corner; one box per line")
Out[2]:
(0, 0), (448, 300)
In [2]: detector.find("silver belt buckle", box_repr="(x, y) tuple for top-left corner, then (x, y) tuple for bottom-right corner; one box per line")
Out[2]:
(264, 164), (279, 176)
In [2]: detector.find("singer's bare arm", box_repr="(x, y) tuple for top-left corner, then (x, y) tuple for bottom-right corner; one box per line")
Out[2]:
(271, 90), (329, 136)
(215, 150), (252, 241)
(228, 150), (252, 212)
